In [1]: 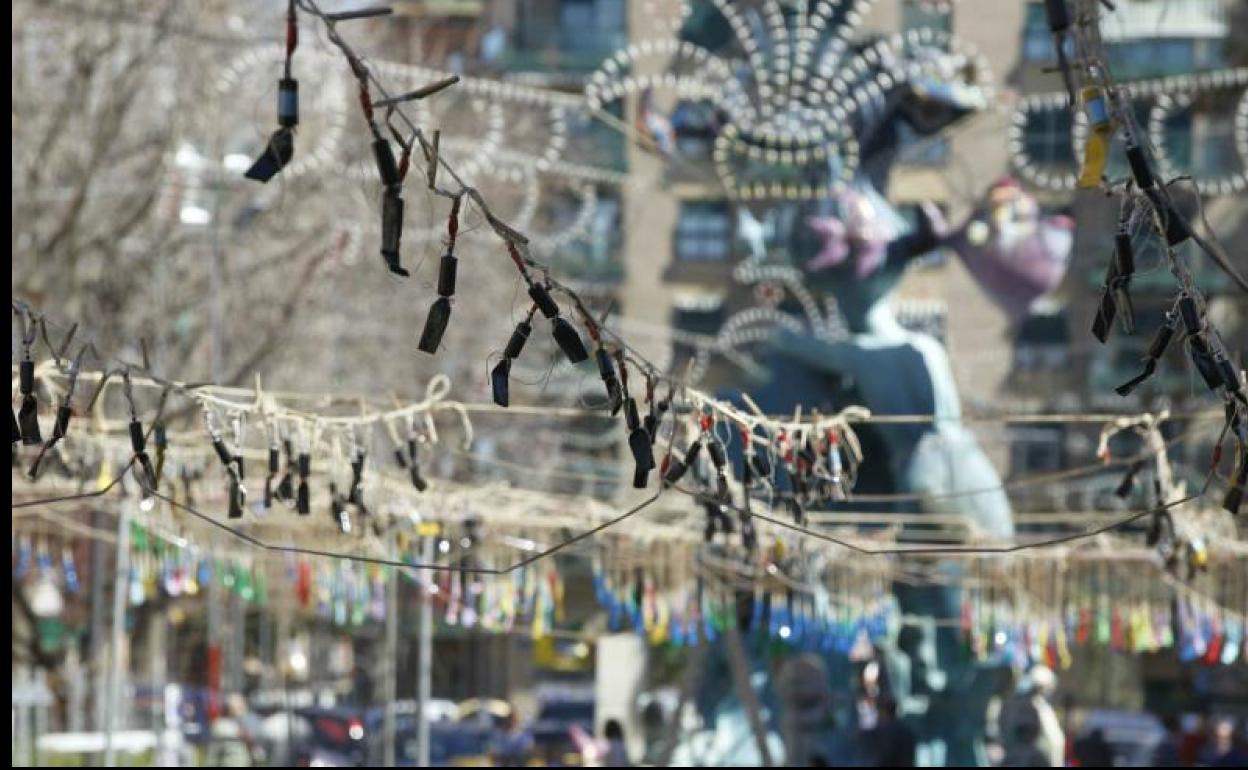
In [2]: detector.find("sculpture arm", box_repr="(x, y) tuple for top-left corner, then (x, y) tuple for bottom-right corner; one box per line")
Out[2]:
(771, 328), (864, 380)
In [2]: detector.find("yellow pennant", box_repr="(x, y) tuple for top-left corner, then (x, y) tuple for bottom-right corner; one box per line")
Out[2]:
(1055, 624), (1073, 670)
(649, 600), (671, 646)
(97, 457), (113, 491)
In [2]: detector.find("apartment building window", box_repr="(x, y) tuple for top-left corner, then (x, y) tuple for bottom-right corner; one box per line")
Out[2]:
(1022, 2), (1072, 62)
(902, 0), (953, 40)
(1014, 311), (1069, 371)
(1196, 117), (1236, 177)
(1023, 109), (1075, 167)
(1010, 425), (1066, 475)
(671, 100), (719, 161)
(586, 197), (620, 266)
(673, 305), (725, 337)
(558, 0), (626, 56)
(567, 104), (626, 170)
(1147, 105), (1238, 181)
(1106, 39), (1201, 79)
(675, 201), (732, 261)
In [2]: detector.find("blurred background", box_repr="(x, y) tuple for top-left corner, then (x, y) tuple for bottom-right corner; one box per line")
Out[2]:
(11, 0), (1248, 767)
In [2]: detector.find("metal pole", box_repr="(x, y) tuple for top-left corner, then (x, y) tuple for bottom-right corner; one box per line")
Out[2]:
(277, 602), (293, 767)
(67, 646), (86, 732)
(14, 665), (32, 767)
(723, 626), (774, 767)
(34, 669), (50, 768)
(209, 175), (226, 378)
(207, 558), (221, 710)
(417, 536), (434, 769)
(90, 509), (108, 735)
(152, 611), (167, 733)
(231, 590), (246, 696)
(103, 503), (132, 767)
(383, 535), (399, 767)
(658, 634), (707, 767)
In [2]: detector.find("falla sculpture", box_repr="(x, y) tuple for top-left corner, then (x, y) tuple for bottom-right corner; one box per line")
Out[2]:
(632, 30), (1072, 770)
(742, 78), (1073, 769)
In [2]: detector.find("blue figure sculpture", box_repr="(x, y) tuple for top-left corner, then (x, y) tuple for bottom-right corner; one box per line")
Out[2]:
(646, 6), (1077, 763)
(741, 79), (1071, 769)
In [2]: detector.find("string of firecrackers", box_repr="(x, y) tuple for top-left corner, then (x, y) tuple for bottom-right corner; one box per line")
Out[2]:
(10, 295), (879, 511)
(9, 300), (1241, 573)
(9, 407), (703, 558)
(9, 346), (1238, 564)
(8, 305), (854, 568)
(1040, 0), (1248, 518)
(10, 328), (870, 491)
(17, 438), (1243, 577)
(4, 356), (1238, 566)
(20, 395), (1237, 557)
(14, 416), (1243, 621)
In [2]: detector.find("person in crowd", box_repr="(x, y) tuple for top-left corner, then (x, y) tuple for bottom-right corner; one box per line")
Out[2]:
(1074, 726), (1115, 767)
(861, 697), (917, 767)
(490, 709), (534, 768)
(205, 693), (257, 767)
(999, 665), (1065, 768)
(1152, 715), (1183, 767)
(1001, 722), (1052, 767)
(640, 700), (666, 765)
(603, 719), (631, 767)
(1178, 713), (1207, 767)
(1204, 718), (1248, 767)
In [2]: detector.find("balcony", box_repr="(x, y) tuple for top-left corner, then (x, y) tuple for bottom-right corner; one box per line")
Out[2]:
(1098, 0), (1227, 43)
(542, 196), (624, 285)
(546, 243), (624, 284)
(499, 45), (622, 77)
(504, 0), (627, 77)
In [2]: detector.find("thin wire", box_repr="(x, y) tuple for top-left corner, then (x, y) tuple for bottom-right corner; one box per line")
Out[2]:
(151, 490), (498, 574)
(672, 470), (1213, 557)
(15, 449), (674, 576)
(17, 417), (1218, 533)
(13, 386), (680, 573)
(12, 509), (120, 544)
(22, 360), (1227, 522)
(14, 336), (1227, 523)
(22, 297), (1229, 496)
(143, 484), (668, 575)
(40, 355), (1224, 427)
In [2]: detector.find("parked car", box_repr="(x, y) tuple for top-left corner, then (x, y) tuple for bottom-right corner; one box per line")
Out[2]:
(289, 706), (372, 766)
(530, 691), (596, 767)
(368, 718), (493, 767)
(1075, 710), (1165, 767)
(129, 683), (219, 743)
(458, 697), (513, 729)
